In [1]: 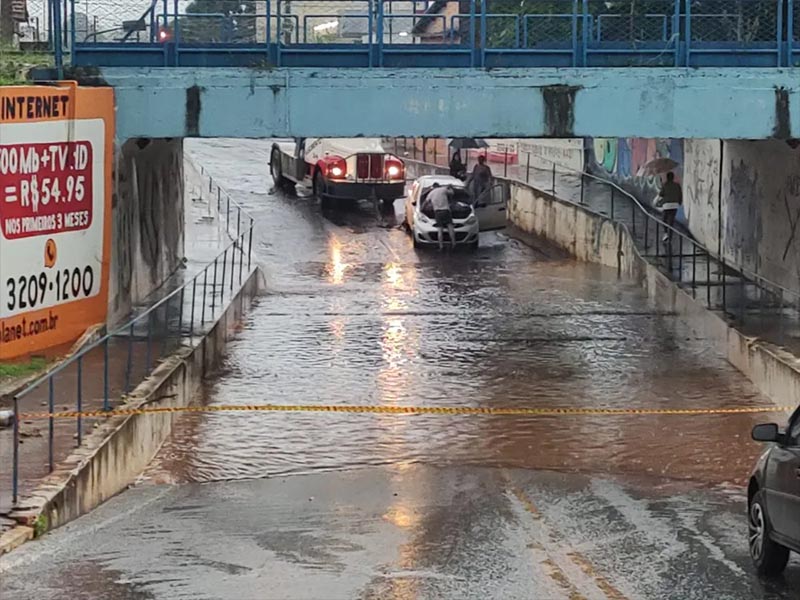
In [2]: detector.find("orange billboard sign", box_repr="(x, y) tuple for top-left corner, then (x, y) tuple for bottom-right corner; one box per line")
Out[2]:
(0, 84), (114, 359)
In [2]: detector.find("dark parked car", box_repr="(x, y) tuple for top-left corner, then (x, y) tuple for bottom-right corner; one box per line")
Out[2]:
(748, 405), (800, 575)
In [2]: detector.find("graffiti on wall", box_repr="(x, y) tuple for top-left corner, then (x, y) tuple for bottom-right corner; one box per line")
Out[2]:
(726, 160), (762, 273)
(591, 137), (685, 222)
(682, 139), (720, 252)
(592, 138), (683, 185)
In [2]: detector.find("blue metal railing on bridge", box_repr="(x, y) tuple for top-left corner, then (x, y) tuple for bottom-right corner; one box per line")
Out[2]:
(32, 0), (800, 69)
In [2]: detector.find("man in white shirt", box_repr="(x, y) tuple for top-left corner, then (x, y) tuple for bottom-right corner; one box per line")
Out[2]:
(428, 183), (455, 250)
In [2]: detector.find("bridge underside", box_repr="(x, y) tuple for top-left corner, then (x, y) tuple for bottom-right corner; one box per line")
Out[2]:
(54, 67), (800, 141)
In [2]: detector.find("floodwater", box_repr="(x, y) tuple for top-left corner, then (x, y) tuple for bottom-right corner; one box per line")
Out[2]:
(144, 139), (783, 490)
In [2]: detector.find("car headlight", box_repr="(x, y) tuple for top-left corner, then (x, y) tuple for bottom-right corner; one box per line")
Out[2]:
(418, 213), (431, 224)
(465, 215), (477, 225)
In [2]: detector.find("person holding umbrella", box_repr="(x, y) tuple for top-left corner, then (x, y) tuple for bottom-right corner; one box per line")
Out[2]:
(656, 172), (682, 243)
(638, 157), (682, 244)
(449, 151), (466, 179)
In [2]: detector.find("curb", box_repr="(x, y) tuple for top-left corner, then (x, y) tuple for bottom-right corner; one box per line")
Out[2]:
(0, 526), (34, 556)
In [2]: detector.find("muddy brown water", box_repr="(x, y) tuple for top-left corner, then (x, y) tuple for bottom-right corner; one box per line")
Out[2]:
(143, 139), (783, 490)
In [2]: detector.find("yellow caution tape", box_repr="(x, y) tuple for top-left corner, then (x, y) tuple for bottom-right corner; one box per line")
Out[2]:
(17, 403), (796, 420)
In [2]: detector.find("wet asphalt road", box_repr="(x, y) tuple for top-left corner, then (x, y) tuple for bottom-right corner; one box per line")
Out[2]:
(1, 139), (798, 598)
(1, 466), (798, 599)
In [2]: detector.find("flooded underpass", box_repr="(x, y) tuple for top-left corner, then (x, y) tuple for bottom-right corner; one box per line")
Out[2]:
(2, 139), (797, 600)
(147, 139), (772, 488)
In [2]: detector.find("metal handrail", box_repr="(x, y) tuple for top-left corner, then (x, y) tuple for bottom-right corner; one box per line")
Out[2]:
(10, 170), (257, 506)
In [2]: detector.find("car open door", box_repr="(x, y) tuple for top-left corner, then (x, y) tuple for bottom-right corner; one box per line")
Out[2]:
(474, 183), (508, 231)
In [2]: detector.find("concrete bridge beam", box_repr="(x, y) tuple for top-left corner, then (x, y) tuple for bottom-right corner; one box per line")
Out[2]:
(58, 67), (800, 142)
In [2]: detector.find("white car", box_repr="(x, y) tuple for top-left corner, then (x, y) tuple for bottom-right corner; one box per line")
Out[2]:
(403, 175), (507, 249)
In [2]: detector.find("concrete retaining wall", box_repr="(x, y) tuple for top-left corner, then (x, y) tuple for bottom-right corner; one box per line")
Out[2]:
(8, 267), (262, 536)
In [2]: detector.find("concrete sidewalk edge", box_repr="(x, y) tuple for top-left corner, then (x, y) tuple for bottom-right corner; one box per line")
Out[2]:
(0, 526), (34, 556)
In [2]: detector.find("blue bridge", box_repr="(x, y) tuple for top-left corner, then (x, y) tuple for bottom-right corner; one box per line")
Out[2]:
(30, 0), (800, 139)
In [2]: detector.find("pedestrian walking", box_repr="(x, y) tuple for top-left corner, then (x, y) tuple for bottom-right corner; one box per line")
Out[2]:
(428, 183), (456, 250)
(657, 172), (682, 243)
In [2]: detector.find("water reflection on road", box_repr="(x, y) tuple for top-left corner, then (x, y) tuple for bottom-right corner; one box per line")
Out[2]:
(145, 139), (779, 489)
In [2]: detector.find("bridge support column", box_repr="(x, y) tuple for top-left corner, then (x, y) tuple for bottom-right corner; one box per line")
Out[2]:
(109, 138), (185, 323)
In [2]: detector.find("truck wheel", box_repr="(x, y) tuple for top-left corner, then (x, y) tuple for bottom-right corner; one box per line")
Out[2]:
(270, 148), (294, 189)
(314, 171), (332, 210)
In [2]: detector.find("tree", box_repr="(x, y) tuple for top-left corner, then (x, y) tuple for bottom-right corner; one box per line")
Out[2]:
(484, 1), (580, 47)
(178, 0), (257, 43)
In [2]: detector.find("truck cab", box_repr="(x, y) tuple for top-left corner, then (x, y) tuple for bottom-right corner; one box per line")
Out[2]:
(270, 138), (406, 209)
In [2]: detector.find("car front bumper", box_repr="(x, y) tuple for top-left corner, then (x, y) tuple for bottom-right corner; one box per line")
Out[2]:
(325, 180), (405, 201)
(413, 219), (479, 245)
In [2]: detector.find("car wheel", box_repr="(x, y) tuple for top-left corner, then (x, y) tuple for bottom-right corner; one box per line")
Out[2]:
(270, 149), (293, 189)
(470, 240), (479, 251)
(749, 489), (790, 576)
(413, 235), (422, 249)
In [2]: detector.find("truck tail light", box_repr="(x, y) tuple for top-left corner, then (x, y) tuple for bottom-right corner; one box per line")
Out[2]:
(326, 157), (346, 179)
(385, 158), (404, 180)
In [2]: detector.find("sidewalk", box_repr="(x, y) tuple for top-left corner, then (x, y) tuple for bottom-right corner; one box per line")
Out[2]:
(0, 156), (248, 516)
(407, 148), (800, 356)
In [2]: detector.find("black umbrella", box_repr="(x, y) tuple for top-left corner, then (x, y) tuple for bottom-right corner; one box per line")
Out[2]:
(449, 138), (489, 150)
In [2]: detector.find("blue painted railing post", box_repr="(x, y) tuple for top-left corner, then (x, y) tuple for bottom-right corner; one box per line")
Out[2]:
(103, 337), (110, 411)
(277, 0), (283, 67)
(672, 0), (681, 67)
(469, 0), (476, 67)
(48, 377), (54, 472)
(52, 0), (64, 77)
(149, 0), (156, 42)
(76, 356), (83, 446)
(69, 0), (76, 62)
(264, 0), (272, 49)
(172, 0), (180, 66)
(789, 0), (795, 66)
(376, 0), (385, 67)
(684, 0), (691, 67)
(367, 0), (374, 68)
(47, 0), (54, 52)
(160, 0), (168, 66)
(777, 0), (785, 67)
(581, 0), (589, 67)
(479, 0), (487, 67)
(12, 396), (19, 505)
(571, 0), (580, 67)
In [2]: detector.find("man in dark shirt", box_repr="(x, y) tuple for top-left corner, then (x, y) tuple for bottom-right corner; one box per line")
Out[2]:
(467, 155), (492, 202)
